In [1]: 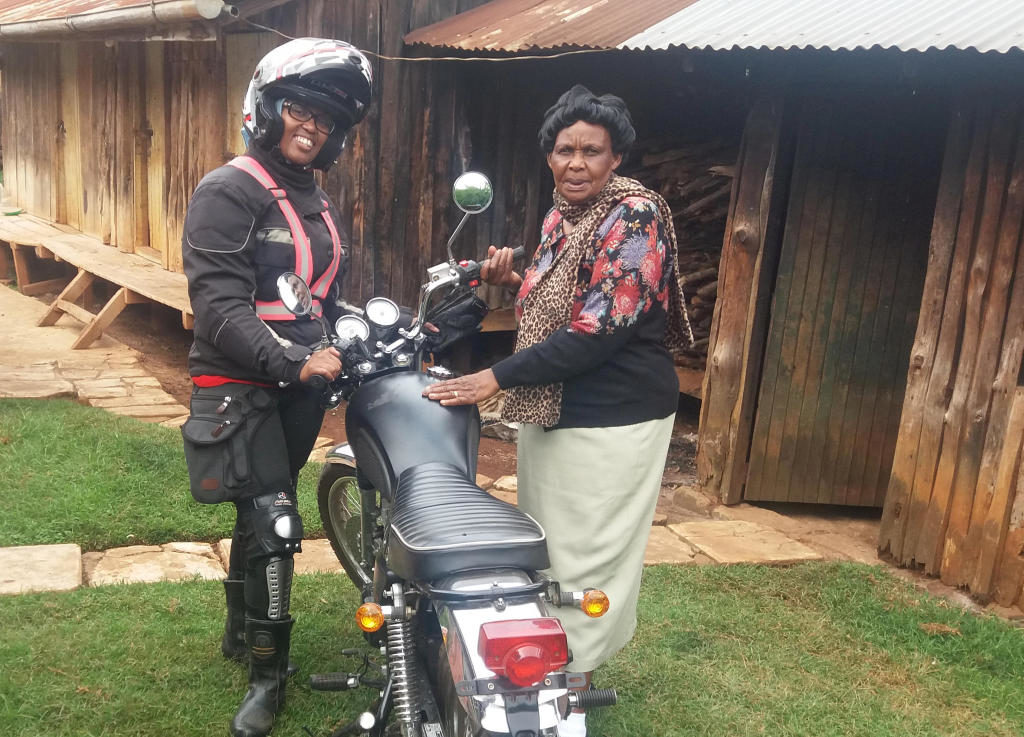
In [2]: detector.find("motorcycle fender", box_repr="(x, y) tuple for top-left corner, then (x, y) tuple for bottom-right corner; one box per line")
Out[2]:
(436, 572), (566, 734)
(324, 442), (356, 465)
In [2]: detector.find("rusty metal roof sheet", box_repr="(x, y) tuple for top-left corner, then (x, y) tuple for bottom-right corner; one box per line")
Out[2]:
(622, 0), (1024, 53)
(0, 0), (225, 28)
(405, 0), (1024, 55)
(0, 0), (158, 24)
(403, 0), (701, 51)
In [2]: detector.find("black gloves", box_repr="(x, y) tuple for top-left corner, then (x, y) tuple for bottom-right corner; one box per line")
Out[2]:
(423, 288), (489, 355)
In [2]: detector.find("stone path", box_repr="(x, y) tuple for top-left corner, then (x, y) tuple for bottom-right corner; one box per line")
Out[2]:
(0, 284), (188, 424)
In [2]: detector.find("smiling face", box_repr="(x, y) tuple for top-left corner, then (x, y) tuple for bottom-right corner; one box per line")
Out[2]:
(546, 120), (622, 206)
(278, 99), (329, 167)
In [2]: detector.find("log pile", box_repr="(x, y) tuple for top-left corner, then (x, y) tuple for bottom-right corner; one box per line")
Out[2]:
(622, 140), (736, 370)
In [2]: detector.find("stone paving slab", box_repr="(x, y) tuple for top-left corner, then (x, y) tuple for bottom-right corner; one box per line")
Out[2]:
(87, 542), (225, 586)
(669, 520), (822, 565)
(0, 378), (75, 399)
(107, 404), (190, 420)
(0, 543), (82, 595)
(493, 475), (518, 493)
(217, 538), (344, 576)
(643, 526), (707, 566)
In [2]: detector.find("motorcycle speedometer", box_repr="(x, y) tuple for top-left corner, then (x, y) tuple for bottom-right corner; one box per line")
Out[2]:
(335, 315), (370, 343)
(364, 297), (401, 329)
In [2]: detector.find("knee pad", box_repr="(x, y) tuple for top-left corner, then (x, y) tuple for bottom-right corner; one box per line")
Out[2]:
(245, 491), (304, 557)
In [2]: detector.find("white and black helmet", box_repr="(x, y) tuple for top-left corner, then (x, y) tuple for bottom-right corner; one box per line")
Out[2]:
(242, 37), (373, 169)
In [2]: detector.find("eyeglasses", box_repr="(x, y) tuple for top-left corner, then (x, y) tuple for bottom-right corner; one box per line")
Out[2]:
(282, 100), (336, 135)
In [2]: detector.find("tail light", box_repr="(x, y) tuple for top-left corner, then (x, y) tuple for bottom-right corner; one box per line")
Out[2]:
(478, 618), (569, 688)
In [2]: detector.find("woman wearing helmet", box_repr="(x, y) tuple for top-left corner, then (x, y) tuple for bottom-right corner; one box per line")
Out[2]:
(180, 38), (372, 737)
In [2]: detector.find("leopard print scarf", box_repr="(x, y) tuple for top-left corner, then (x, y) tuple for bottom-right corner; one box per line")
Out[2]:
(501, 174), (693, 428)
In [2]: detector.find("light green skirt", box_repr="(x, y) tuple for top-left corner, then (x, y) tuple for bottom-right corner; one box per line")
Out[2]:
(516, 414), (675, 672)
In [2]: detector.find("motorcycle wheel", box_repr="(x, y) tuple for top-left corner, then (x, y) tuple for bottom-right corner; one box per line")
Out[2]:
(438, 646), (485, 737)
(317, 462), (374, 589)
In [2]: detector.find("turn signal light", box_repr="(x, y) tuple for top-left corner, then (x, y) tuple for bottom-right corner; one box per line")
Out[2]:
(478, 618), (569, 688)
(356, 603), (385, 632)
(581, 589), (610, 618)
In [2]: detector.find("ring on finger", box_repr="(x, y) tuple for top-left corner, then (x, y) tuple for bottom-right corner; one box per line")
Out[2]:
(453, 390), (459, 399)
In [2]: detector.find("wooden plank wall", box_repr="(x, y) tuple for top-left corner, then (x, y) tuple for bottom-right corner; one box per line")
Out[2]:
(697, 93), (794, 504)
(2, 43), (60, 222)
(0, 4), (748, 312)
(879, 94), (1024, 607)
(743, 92), (944, 507)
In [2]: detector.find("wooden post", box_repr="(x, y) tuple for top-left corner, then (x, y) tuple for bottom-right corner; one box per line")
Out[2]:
(71, 286), (147, 349)
(696, 94), (793, 504)
(38, 268), (95, 326)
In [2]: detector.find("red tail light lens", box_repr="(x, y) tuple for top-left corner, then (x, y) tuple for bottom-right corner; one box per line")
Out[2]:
(478, 618), (569, 688)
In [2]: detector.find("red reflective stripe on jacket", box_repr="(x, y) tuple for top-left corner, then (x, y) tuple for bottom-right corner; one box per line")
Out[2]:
(310, 208), (343, 298)
(226, 156), (314, 284)
(192, 375), (273, 388)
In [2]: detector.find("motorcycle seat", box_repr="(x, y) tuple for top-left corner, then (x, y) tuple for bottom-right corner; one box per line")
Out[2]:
(387, 461), (549, 581)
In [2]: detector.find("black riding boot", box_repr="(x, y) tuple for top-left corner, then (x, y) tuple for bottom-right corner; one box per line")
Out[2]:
(223, 580), (298, 677)
(230, 617), (293, 737)
(222, 580), (247, 662)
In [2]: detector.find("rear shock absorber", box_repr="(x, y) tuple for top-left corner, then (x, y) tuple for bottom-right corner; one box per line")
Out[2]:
(387, 618), (420, 736)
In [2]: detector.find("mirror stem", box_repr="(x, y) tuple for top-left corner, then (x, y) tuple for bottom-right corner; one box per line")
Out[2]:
(444, 212), (471, 264)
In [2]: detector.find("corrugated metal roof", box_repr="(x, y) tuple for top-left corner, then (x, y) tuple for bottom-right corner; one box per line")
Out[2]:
(404, 0), (1024, 55)
(0, 0), (224, 27)
(622, 0), (1024, 53)
(403, 0), (701, 51)
(0, 0), (160, 24)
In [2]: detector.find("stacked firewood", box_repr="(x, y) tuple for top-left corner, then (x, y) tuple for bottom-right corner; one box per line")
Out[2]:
(622, 139), (736, 370)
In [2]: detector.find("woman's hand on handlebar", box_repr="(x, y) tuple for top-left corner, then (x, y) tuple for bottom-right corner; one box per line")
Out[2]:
(422, 369), (500, 407)
(300, 347), (342, 384)
(480, 246), (523, 289)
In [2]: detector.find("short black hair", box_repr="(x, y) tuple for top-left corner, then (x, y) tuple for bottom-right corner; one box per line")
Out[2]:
(538, 84), (636, 155)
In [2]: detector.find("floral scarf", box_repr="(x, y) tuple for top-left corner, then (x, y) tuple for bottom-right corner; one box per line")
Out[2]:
(501, 174), (693, 427)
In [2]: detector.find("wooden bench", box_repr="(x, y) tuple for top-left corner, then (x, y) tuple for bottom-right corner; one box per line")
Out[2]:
(0, 213), (193, 349)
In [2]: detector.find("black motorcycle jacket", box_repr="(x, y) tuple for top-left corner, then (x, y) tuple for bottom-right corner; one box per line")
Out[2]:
(183, 145), (349, 385)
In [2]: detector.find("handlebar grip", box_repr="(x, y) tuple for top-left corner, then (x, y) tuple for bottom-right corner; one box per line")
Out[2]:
(307, 374), (328, 390)
(511, 245), (526, 260)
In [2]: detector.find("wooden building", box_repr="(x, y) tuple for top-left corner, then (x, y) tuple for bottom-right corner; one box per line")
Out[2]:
(4, 0), (1024, 607)
(406, 0), (1024, 608)
(0, 0), (499, 318)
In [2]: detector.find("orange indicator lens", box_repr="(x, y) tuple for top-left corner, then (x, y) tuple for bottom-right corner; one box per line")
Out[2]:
(581, 589), (610, 618)
(356, 603), (385, 632)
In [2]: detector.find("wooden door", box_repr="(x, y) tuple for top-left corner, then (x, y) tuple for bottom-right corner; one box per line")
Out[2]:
(743, 94), (944, 506)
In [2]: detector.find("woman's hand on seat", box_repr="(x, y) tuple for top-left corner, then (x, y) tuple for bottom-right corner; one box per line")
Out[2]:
(422, 369), (500, 406)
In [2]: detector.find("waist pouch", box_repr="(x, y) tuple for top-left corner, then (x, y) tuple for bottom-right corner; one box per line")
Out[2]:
(181, 384), (278, 504)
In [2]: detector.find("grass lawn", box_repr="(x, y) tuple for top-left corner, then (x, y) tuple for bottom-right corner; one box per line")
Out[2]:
(1, 564), (1021, 737)
(0, 398), (324, 551)
(2, 398), (1023, 736)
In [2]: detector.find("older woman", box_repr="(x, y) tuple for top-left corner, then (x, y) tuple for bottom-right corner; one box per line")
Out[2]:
(424, 84), (691, 736)
(181, 38), (372, 737)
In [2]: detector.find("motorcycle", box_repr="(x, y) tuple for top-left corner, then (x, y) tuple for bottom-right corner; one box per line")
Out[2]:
(276, 173), (618, 737)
